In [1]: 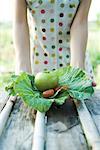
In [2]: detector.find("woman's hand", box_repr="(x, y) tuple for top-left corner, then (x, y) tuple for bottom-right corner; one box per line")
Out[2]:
(92, 81), (97, 87)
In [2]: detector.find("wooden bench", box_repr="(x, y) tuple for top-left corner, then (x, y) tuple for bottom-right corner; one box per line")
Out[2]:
(0, 89), (100, 150)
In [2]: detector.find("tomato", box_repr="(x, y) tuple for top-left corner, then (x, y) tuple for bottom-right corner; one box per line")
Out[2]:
(34, 71), (58, 91)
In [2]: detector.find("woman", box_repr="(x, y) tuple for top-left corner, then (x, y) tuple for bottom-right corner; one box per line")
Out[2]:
(12, 0), (97, 112)
(0, 1), (96, 149)
(13, 0), (94, 79)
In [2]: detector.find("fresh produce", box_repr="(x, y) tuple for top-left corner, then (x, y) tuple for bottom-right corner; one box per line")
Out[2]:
(54, 86), (61, 92)
(54, 86), (69, 93)
(5, 66), (94, 112)
(60, 85), (69, 90)
(42, 89), (55, 98)
(34, 71), (58, 91)
(42, 86), (69, 98)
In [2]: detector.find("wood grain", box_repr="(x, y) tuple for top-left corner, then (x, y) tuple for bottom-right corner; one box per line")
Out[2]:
(0, 90), (100, 150)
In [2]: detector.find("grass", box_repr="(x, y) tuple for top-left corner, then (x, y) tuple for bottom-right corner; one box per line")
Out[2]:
(0, 23), (15, 72)
(0, 22), (100, 89)
(0, 72), (14, 88)
(87, 22), (100, 88)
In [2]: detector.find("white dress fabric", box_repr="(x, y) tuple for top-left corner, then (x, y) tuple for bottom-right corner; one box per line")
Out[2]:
(26, 0), (94, 78)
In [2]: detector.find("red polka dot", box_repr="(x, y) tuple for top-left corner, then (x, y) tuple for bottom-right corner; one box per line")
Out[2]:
(59, 47), (62, 51)
(43, 36), (46, 40)
(59, 22), (63, 26)
(44, 60), (48, 64)
(41, 9), (45, 14)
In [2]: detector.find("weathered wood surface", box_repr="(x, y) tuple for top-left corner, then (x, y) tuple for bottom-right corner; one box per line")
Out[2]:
(0, 89), (9, 112)
(32, 112), (46, 150)
(76, 101), (100, 150)
(0, 90), (100, 150)
(0, 97), (34, 150)
(84, 90), (100, 150)
(85, 90), (100, 133)
(0, 96), (17, 136)
(46, 100), (88, 150)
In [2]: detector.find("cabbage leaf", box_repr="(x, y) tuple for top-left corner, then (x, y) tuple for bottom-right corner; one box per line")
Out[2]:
(5, 66), (94, 112)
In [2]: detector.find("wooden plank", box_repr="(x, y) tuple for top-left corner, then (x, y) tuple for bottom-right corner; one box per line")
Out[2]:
(0, 90), (100, 150)
(0, 90), (9, 112)
(46, 99), (88, 150)
(46, 125), (88, 150)
(0, 96), (17, 136)
(0, 96), (88, 150)
(75, 100), (100, 150)
(32, 112), (46, 150)
(85, 90), (100, 133)
(0, 98), (34, 150)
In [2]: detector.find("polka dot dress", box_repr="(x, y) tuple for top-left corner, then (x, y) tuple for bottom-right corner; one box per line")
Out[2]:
(26, 0), (94, 79)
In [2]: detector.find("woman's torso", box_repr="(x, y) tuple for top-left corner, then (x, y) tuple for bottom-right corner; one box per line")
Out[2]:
(26, 0), (80, 74)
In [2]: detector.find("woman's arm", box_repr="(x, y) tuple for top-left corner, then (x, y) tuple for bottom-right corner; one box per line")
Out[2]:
(70, 0), (92, 69)
(13, 0), (32, 74)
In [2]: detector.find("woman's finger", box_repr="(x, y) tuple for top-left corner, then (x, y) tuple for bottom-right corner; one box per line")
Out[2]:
(92, 81), (97, 87)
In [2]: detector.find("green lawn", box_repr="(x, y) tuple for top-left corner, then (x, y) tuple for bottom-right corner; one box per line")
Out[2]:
(87, 22), (100, 88)
(0, 22), (100, 88)
(0, 23), (15, 72)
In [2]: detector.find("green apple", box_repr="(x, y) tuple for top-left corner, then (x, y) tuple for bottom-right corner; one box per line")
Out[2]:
(34, 71), (58, 91)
